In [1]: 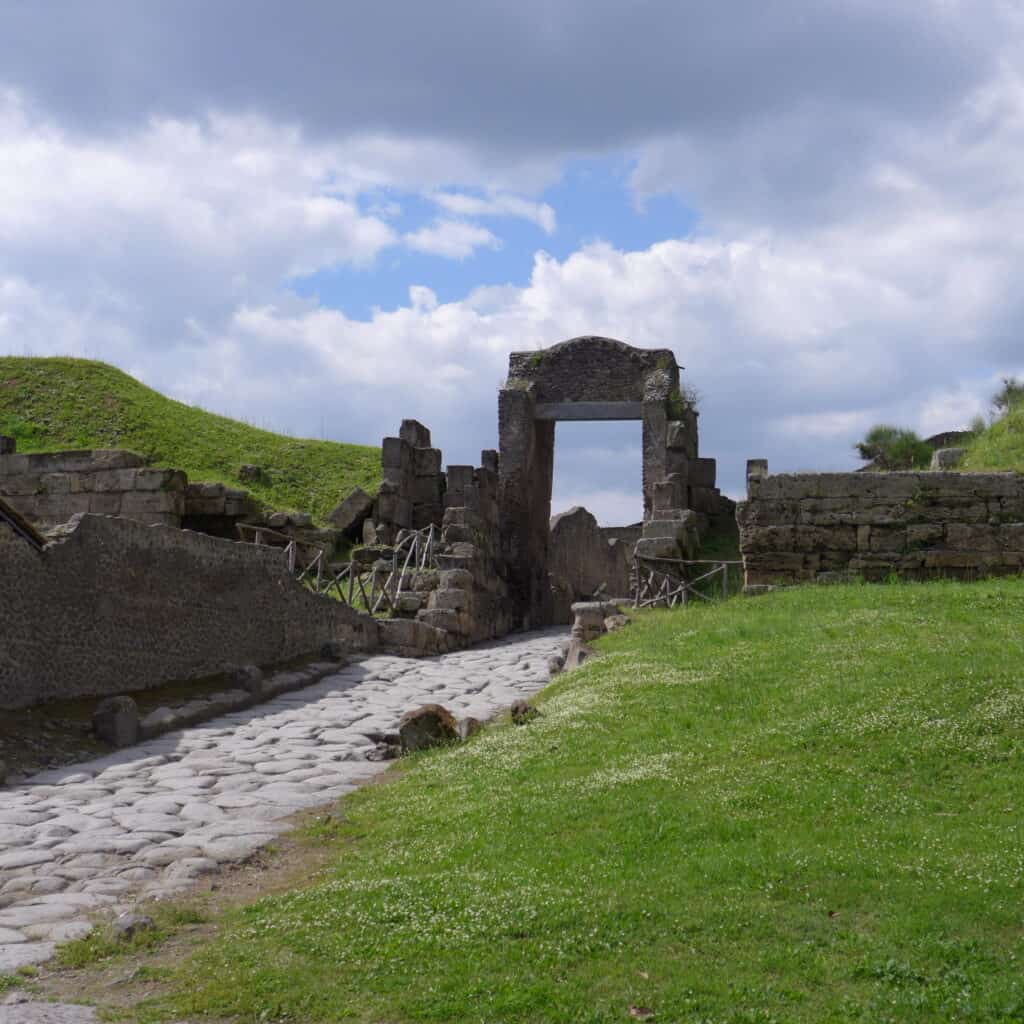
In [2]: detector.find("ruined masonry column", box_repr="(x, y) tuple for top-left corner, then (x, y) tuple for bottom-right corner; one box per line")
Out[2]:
(498, 385), (554, 629)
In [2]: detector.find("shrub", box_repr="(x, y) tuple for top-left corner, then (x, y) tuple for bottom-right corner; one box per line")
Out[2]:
(991, 376), (1024, 419)
(855, 424), (932, 470)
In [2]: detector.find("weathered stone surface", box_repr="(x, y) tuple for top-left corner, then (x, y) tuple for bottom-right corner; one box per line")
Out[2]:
(399, 704), (459, 752)
(399, 419), (432, 448)
(230, 664), (264, 696)
(328, 486), (375, 537)
(1, 513), (378, 710)
(548, 507), (633, 614)
(92, 697), (139, 748)
(510, 699), (539, 724)
(739, 465), (1024, 587)
(930, 447), (966, 470)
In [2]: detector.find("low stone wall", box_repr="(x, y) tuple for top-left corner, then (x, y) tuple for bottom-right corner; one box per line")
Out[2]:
(0, 512), (378, 709)
(738, 460), (1024, 587)
(0, 448), (186, 528)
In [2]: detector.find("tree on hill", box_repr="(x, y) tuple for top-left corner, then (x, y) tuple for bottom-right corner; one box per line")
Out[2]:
(991, 376), (1024, 419)
(855, 424), (933, 470)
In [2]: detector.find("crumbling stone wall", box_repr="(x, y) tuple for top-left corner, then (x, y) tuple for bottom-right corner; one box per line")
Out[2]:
(354, 422), (513, 657)
(0, 512), (378, 709)
(738, 459), (1024, 588)
(373, 419), (445, 542)
(549, 506), (633, 617)
(0, 448), (186, 528)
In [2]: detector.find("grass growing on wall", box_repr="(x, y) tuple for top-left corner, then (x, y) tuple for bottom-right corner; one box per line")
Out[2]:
(0, 357), (381, 523)
(137, 577), (1024, 1023)
(962, 402), (1024, 474)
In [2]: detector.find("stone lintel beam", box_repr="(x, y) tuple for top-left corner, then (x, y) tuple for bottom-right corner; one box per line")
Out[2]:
(534, 400), (643, 421)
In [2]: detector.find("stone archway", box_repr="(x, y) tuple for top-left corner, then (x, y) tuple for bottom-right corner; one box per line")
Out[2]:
(497, 336), (712, 627)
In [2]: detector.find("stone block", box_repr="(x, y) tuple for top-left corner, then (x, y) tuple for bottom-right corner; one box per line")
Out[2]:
(412, 502), (443, 529)
(399, 704), (457, 752)
(382, 436), (412, 472)
(443, 506), (483, 530)
(135, 468), (186, 492)
(0, 474), (41, 495)
(429, 587), (471, 611)
(399, 419), (432, 448)
(446, 465), (475, 492)
(688, 486), (720, 513)
(869, 527), (908, 553)
(395, 592), (424, 614)
(653, 475), (686, 511)
(0, 452), (31, 478)
(643, 518), (688, 540)
(409, 569), (441, 591)
(120, 490), (184, 517)
(930, 447), (966, 470)
(34, 492), (90, 520)
(907, 524), (943, 547)
(92, 468), (140, 492)
(634, 536), (682, 560)
(945, 523), (1000, 551)
(89, 492), (123, 516)
(417, 608), (461, 633)
(443, 523), (478, 544)
(223, 493), (255, 517)
(481, 449), (499, 474)
(440, 568), (474, 590)
(38, 472), (72, 494)
(413, 475), (444, 505)
(0, 436), (15, 455)
(414, 447), (443, 476)
(376, 489), (412, 526)
(690, 457), (717, 489)
(92, 696), (139, 748)
(999, 523), (1024, 551)
(741, 525), (795, 553)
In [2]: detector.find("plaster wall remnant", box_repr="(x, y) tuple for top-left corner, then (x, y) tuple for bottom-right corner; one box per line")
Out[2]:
(738, 459), (1024, 588)
(0, 512), (378, 710)
(498, 336), (723, 627)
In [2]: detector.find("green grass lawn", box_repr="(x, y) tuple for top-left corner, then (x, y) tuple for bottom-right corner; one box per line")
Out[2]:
(0, 357), (381, 522)
(131, 578), (1024, 1023)
(963, 403), (1024, 474)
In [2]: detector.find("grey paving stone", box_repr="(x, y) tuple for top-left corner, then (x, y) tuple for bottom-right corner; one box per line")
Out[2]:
(0, 628), (567, 970)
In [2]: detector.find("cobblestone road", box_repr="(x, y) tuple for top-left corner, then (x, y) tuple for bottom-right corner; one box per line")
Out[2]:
(0, 628), (567, 974)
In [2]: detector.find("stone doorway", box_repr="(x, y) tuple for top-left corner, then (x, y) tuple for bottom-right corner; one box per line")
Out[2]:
(497, 336), (716, 628)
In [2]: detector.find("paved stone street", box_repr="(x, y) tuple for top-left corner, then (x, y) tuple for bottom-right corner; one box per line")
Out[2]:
(0, 629), (566, 974)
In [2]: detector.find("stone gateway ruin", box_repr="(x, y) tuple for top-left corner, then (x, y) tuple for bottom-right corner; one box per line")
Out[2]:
(497, 336), (724, 626)
(364, 336), (729, 638)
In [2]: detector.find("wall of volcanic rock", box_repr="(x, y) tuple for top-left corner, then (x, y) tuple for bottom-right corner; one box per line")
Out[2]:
(738, 461), (1024, 588)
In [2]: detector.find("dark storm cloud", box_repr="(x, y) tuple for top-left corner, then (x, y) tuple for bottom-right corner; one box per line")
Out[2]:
(1, 0), (995, 155)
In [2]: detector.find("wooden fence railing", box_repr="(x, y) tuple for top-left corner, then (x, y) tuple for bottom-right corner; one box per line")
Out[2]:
(238, 522), (439, 616)
(632, 556), (743, 609)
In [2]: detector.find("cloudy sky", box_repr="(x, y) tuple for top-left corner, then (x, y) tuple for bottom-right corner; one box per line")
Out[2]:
(3, 1), (1023, 523)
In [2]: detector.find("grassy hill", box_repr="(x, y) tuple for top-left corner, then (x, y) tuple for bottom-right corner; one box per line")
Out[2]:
(52, 577), (1024, 1023)
(0, 357), (381, 523)
(962, 403), (1024, 474)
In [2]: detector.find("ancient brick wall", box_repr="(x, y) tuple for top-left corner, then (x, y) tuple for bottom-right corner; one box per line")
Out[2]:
(738, 461), (1024, 588)
(0, 448), (186, 528)
(0, 513), (378, 709)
